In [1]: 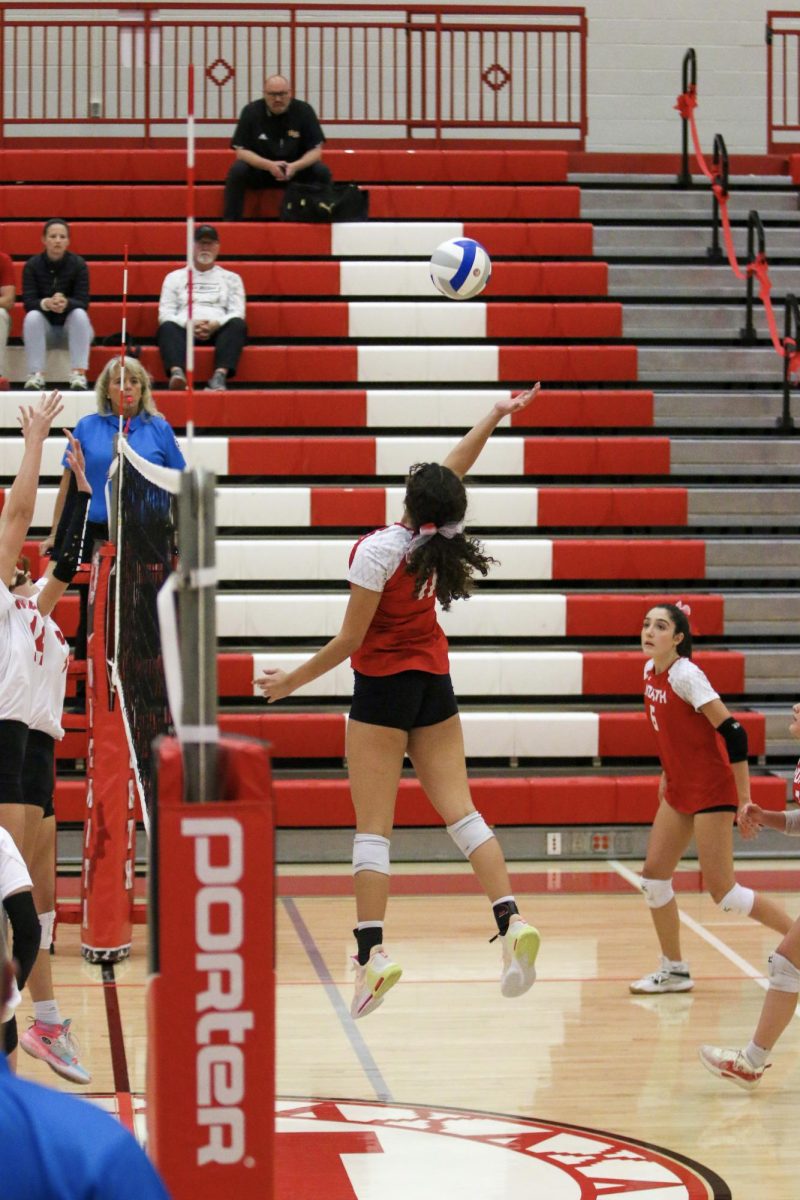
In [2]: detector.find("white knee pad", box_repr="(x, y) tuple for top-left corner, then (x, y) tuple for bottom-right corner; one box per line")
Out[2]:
(640, 877), (675, 909)
(768, 951), (800, 994)
(718, 883), (755, 916)
(352, 833), (390, 876)
(38, 910), (56, 951)
(447, 811), (495, 859)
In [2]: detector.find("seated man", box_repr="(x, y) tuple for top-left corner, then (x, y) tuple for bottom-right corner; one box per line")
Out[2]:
(223, 74), (331, 220)
(157, 225), (247, 391)
(22, 219), (93, 391)
(0, 249), (14, 389)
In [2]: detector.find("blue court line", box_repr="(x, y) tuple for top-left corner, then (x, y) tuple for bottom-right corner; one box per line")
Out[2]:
(281, 896), (395, 1103)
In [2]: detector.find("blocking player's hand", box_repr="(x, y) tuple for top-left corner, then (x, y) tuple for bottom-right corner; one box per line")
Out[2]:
(64, 429), (91, 494)
(254, 667), (294, 703)
(494, 382), (540, 419)
(19, 390), (64, 443)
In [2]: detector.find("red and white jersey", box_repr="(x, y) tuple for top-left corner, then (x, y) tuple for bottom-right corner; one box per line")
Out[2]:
(793, 757), (800, 806)
(28, 578), (69, 740)
(0, 827), (32, 1023)
(643, 656), (738, 814)
(0, 580), (45, 725)
(347, 523), (449, 676)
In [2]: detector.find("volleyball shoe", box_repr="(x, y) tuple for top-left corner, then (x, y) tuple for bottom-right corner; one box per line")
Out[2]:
(698, 1044), (768, 1091)
(20, 1018), (91, 1085)
(350, 946), (403, 1020)
(500, 919), (541, 997)
(630, 957), (693, 994)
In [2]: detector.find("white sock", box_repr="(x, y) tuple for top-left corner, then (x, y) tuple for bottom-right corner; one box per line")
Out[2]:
(744, 1040), (769, 1068)
(34, 1000), (62, 1027)
(666, 958), (689, 973)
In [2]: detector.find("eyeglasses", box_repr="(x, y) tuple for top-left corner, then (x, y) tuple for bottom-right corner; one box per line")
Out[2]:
(265, 90), (289, 98)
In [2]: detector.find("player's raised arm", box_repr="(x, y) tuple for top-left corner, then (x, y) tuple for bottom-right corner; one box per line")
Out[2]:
(0, 390), (63, 586)
(442, 383), (540, 479)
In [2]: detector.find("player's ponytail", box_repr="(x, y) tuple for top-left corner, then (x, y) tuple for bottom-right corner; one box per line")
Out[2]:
(403, 462), (495, 610)
(661, 601), (693, 657)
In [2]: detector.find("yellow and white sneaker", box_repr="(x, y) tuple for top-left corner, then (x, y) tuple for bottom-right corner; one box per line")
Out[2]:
(351, 946), (403, 1020)
(500, 919), (541, 998)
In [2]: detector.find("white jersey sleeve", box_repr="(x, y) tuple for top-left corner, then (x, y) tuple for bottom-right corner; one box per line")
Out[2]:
(348, 527), (410, 593)
(0, 579), (15, 614)
(0, 828), (32, 902)
(667, 657), (720, 711)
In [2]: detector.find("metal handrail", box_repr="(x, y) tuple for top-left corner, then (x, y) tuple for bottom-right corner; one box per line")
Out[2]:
(780, 294), (799, 432)
(741, 210), (765, 345)
(677, 47), (697, 187)
(707, 133), (728, 261)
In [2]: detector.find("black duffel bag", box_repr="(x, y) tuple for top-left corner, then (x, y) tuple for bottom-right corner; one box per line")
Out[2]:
(280, 181), (369, 222)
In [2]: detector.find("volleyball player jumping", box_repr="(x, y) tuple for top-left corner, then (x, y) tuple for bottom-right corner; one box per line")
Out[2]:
(256, 388), (542, 1018)
(630, 602), (792, 995)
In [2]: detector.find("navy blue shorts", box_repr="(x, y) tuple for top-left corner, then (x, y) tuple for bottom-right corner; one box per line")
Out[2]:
(22, 729), (56, 819)
(350, 670), (458, 732)
(0, 720), (27, 806)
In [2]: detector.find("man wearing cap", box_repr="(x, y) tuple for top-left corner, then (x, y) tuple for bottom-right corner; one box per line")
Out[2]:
(223, 74), (331, 220)
(156, 225), (247, 391)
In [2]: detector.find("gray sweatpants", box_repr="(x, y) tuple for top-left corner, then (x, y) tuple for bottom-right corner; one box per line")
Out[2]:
(0, 309), (9, 376)
(23, 308), (94, 373)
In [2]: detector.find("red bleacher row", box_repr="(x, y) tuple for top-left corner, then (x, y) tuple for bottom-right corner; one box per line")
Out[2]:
(3, 301), (623, 341)
(0, 148), (571, 184)
(41, 592), (726, 641)
(52, 771), (785, 828)
(0, 185), (582, 223)
(215, 650), (744, 696)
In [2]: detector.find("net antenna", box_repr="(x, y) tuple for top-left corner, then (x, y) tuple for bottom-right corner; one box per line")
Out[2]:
(185, 62), (195, 461)
(118, 243), (128, 438)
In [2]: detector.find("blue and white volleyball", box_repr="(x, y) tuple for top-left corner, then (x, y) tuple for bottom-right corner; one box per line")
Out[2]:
(429, 238), (492, 300)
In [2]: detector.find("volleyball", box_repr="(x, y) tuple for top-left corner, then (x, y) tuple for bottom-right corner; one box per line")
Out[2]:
(429, 237), (492, 300)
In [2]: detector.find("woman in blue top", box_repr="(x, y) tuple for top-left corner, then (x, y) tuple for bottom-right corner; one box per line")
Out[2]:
(40, 356), (186, 557)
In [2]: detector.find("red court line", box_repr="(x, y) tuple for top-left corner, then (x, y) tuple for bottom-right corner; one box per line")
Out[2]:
(101, 964), (134, 1134)
(276, 868), (797, 898)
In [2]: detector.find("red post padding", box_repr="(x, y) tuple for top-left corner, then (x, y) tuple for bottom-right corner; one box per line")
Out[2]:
(80, 546), (136, 961)
(147, 736), (274, 1200)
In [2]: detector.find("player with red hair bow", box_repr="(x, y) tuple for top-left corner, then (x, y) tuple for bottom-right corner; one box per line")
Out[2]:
(629, 601), (792, 996)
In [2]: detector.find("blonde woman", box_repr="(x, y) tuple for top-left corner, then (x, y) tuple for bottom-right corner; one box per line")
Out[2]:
(40, 356), (185, 558)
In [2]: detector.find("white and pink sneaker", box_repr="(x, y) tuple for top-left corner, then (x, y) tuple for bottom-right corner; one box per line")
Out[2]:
(20, 1019), (91, 1085)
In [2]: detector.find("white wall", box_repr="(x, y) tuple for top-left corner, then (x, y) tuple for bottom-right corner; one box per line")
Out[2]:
(7, 2), (776, 153)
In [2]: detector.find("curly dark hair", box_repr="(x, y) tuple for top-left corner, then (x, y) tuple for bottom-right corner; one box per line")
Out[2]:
(403, 462), (496, 610)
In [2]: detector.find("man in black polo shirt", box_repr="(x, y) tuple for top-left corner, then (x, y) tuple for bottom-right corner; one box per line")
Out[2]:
(223, 75), (332, 220)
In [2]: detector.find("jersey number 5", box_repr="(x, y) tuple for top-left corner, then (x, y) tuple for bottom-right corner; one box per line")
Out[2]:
(648, 704), (660, 732)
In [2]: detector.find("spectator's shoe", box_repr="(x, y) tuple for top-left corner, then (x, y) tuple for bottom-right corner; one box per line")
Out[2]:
(69, 370), (88, 390)
(24, 372), (46, 390)
(169, 368), (188, 391)
(20, 1018), (92, 1085)
(206, 368), (228, 391)
(350, 946), (402, 1020)
(0, 377), (9, 390)
(630, 956), (693, 994)
(499, 919), (541, 997)
(698, 1044), (768, 1091)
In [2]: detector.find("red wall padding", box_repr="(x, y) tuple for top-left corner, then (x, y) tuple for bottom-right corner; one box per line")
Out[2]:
(552, 539), (705, 581)
(566, 594), (725, 636)
(501, 347), (637, 383)
(227, 436), (376, 476)
(524, 437), (670, 476)
(537, 486), (685, 525)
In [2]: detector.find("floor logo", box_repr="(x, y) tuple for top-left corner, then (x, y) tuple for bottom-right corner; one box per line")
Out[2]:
(276, 1098), (731, 1199)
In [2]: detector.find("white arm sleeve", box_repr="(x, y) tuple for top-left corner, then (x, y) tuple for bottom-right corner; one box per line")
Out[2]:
(784, 809), (800, 835)
(668, 658), (719, 711)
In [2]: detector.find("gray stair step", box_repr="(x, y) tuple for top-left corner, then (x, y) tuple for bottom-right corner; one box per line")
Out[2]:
(608, 264), (800, 297)
(570, 173), (793, 189)
(670, 438), (800, 474)
(743, 649), (800, 695)
(654, 392), (800, 430)
(624, 305), (774, 339)
(638, 346), (783, 382)
(597, 226), (800, 258)
(705, 539), (800, 578)
(721, 592), (800, 635)
(582, 189), (798, 220)
(759, 706), (800, 756)
(686, 485), (800, 524)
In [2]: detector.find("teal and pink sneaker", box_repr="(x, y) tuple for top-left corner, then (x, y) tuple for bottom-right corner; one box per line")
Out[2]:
(20, 1019), (91, 1085)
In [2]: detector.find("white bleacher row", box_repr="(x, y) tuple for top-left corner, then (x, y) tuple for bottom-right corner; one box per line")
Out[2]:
(25, 486), (546, 530)
(248, 651), (588, 698)
(218, 593), (566, 638)
(216, 538), (555, 581)
(1, 435), (530, 477)
(331, 223), (465, 258)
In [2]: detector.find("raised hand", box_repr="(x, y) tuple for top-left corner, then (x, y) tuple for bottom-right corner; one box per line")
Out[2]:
(18, 390), (64, 443)
(493, 382), (541, 419)
(64, 429), (91, 494)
